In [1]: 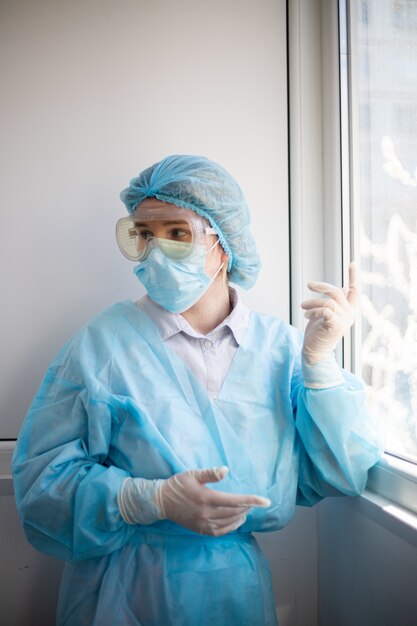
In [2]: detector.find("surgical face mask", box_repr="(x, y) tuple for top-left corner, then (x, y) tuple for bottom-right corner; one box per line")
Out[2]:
(133, 239), (225, 313)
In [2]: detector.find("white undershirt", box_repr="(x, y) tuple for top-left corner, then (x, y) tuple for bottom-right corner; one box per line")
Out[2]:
(136, 288), (251, 400)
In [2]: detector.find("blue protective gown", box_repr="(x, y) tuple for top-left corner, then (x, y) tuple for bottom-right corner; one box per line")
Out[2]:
(12, 301), (382, 626)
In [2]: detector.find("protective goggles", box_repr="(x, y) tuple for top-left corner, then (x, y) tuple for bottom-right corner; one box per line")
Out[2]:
(116, 206), (217, 262)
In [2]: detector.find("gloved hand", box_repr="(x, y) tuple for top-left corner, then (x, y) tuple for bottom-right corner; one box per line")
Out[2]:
(118, 466), (271, 537)
(301, 262), (358, 364)
(155, 466), (270, 536)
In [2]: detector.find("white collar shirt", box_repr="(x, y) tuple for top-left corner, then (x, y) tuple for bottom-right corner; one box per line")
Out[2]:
(136, 288), (251, 401)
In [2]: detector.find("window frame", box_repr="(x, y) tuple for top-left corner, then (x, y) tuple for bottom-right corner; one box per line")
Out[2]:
(338, 0), (417, 516)
(289, 0), (417, 522)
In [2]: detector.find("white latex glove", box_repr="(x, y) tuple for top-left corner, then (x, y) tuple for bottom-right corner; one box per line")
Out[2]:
(156, 466), (270, 536)
(118, 467), (270, 537)
(301, 262), (358, 364)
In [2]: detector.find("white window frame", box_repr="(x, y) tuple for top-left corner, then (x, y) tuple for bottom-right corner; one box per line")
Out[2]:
(289, 0), (417, 526)
(339, 0), (417, 521)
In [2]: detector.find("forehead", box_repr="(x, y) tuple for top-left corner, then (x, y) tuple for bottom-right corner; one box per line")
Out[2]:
(133, 198), (205, 224)
(137, 198), (178, 211)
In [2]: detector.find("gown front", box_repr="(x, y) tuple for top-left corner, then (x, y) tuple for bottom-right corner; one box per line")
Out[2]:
(12, 301), (383, 626)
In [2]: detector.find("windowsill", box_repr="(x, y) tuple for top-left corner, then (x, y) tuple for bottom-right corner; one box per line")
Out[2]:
(345, 488), (417, 548)
(0, 441), (15, 476)
(362, 489), (417, 531)
(0, 441), (14, 495)
(367, 452), (417, 516)
(0, 475), (13, 496)
(336, 452), (417, 547)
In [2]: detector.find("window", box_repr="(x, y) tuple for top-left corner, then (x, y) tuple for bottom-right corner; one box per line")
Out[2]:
(392, 0), (417, 29)
(340, 0), (417, 464)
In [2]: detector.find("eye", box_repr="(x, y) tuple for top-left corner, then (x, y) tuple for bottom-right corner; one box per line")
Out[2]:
(135, 228), (153, 240)
(169, 228), (191, 240)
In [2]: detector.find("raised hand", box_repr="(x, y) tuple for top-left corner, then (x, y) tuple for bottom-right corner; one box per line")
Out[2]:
(301, 262), (358, 364)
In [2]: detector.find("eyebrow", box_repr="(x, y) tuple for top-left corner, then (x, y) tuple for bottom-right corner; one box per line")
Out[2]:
(134, 220), (190, 227)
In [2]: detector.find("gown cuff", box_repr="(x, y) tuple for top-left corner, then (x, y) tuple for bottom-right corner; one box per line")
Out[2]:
(302, 352), (345, 389)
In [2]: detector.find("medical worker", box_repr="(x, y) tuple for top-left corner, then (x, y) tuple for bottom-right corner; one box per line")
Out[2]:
(13, 155), (383, 626)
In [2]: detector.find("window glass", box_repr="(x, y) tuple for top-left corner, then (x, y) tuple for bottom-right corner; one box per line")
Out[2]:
(342, 0), (417, 461)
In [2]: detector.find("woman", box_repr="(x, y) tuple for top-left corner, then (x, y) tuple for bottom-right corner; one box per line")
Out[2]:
(13, 155), (383, 626)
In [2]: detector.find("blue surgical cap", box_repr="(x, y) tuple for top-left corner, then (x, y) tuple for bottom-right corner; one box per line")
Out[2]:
(120, 155), (261, 289)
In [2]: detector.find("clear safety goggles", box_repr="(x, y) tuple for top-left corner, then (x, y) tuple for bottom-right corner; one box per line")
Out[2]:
(116, 206), (217, 262)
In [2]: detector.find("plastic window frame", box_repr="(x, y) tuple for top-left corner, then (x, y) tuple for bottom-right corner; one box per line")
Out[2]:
(289, 0), (417, 524)
(339, 0), (417, 520)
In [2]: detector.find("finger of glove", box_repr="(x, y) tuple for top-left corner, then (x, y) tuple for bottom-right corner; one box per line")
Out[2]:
(203, 489), (271, 509)
(175, 470), (270, 508)
(206, 511), (248, 527)
(203, 515), (248, 537)
(304, 307), (337, 321)
(166, 477), (270, 509)
(305, 300), (346, 319)
(203, 505), (252, 520)
(191, 466), (229, 485)
(301, 298), (343, 313)
(215, 515), (248, 536)
(306, 282), (353, 313)
(346, 262), (359, 308)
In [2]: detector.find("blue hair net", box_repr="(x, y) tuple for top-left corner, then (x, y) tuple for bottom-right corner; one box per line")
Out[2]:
(120, 155), (261, 289)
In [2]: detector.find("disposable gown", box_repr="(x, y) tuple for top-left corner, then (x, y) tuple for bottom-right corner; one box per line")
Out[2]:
(12, 301), (383, 626)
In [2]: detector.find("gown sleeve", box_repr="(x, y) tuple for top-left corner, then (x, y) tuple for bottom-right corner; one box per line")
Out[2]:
(12, 328), (133, 562)
(290, 335), (385, 507)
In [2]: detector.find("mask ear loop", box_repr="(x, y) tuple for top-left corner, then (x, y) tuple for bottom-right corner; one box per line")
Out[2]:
(207, 238), (220, 254)
(211, 259), (226, 282)
(205, 238), (226, 282)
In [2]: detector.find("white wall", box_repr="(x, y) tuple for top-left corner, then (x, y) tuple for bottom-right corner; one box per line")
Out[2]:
(0, 2), (318, 625)
(1, 0), (289, 439)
